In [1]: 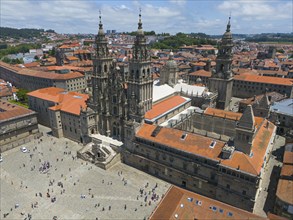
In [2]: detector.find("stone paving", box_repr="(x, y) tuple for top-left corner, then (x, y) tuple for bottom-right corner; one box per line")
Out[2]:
(253, 135), (285, 217)
(0, 125), (170, 220)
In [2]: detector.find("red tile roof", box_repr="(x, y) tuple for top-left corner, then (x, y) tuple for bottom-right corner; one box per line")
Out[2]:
(137, 118), (276, 176)
(0, 101), (35, 121)
(150, 186), (265, 220)
(145, 96), (188, 121)
(234, 74), (293, 86)
(137, 123), (225, 161)
(189, 69), (212, 77)
(204, 108), (242, 120)
(28, 87), (89, 115)
(222, 119), (275, 175)
(276, 179), (293, 204)
(283, 151), (293, 165)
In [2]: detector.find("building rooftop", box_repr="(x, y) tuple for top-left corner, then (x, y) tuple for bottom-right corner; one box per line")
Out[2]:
(204, 108), (242, 121)
(174, 81), (208, 97)
(270, 98), (293, 116)
(28, 87), (89, 115)
(18, 69), (84, 80)
(239, 92), (286, 106)
(189, 69), (212, 77)
(136, 117), (275, 176)
(234, 74), (293, 86)
(145, 95), (190, 122)
(150, 186), (265, 220)
(0, 61), (84, 81)
(152, 81), (175, 103)
(283, 151), (293, 165)
(276, 179), (293, 205)
(0, 101), (35, 121)
(280, 164), (293, 177)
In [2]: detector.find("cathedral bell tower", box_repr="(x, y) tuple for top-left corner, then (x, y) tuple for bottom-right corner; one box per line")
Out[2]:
(87, 12), (113, 136)
(127, 10), (153, 122)
(208, 17), (234, 110)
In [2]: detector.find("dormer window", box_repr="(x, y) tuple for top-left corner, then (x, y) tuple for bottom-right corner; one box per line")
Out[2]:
(181, 133), (187, 140)
(209, 140), (216, 148)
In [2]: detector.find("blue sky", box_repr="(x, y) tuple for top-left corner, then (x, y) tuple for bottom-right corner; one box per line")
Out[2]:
(1, 0), (292, 35)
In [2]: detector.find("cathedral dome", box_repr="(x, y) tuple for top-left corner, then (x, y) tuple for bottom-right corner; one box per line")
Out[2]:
(165, 52), (177, 69)
(196, 77), (202, 83)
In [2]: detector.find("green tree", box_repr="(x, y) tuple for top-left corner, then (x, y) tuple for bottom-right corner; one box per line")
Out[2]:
(16, 88), (29, 104)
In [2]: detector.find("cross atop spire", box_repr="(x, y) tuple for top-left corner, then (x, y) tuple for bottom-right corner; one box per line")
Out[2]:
(99, 10), (103, 30)
(226, 15), (231, 32)
(138, 8), (143, 30)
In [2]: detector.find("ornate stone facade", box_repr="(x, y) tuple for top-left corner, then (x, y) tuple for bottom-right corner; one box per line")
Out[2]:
(82, 12), (153, 142)
(208, 18), (234, 110)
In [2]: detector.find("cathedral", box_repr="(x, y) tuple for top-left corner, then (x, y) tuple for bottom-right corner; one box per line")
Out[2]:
(80, 12), (153, 143)
(70, 13), (276, 212)
(80, 13), (235, 143)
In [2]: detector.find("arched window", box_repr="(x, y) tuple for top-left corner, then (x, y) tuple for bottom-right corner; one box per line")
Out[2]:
(104, 64), (107, 72)
(136, 70), (139, 79)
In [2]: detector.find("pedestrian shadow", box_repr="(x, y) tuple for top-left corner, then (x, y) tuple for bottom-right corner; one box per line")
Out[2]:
(46, 131), (53, 136)
(263, 165), (282, 214)
(271, 145), (285, 163)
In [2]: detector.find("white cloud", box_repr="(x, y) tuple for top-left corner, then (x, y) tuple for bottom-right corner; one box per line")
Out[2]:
(218, 0), (292, 20)
(0, 0), (291, 34)
(169, 0), (186, 6)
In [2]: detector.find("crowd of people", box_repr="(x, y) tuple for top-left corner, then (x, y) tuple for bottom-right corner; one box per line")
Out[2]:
(2, 133), (168, 220)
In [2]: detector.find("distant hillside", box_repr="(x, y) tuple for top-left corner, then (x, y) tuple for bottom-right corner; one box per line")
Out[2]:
(0, 27), (54, 39)
(245, 33), (293, 43)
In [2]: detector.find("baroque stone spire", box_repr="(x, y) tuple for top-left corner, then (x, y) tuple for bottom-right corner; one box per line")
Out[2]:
(95, 10), (109, 58)
(98, 10), (105, 36)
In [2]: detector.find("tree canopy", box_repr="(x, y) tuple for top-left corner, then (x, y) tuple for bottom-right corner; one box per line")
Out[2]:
(150, 33), (217, 50)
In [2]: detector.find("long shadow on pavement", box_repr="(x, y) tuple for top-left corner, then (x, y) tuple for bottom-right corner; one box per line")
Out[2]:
(263, 165), (282, 214)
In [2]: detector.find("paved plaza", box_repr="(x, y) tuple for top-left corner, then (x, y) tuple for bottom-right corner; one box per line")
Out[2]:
(253, 135), (285, 217)
(0, 126), (170, 220)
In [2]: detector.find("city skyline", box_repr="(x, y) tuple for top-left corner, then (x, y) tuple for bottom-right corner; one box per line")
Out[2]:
(1, 0), (292, 35)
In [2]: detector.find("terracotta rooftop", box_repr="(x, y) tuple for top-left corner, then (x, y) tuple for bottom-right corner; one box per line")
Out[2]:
(189, 69), (212, 77)
(276, 179), (293, 205)
(221, 119), (275, 175)
(190, 61), (206, 66)
(66, 56), (79, 61)
(28, 87), (88, 115)
(137, 118), (275, 176)
(136, 123), (225, 161)
(23, 62), (40, 68)
(267, 212), (287, 220)
(239, 92), (285, 106)
(145, 96), (189, 121)
(18, 69), (84, 80)
(280, 164), (293, 177)
(204, 108), (242, 120)
(283, 151), (293, 165)
(46, 65), (80, 71)
(73, 49), (91, 54)
(234, 74), (293, 86)
(150, 186), (265, 220)
(0, 101), (35, 121)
